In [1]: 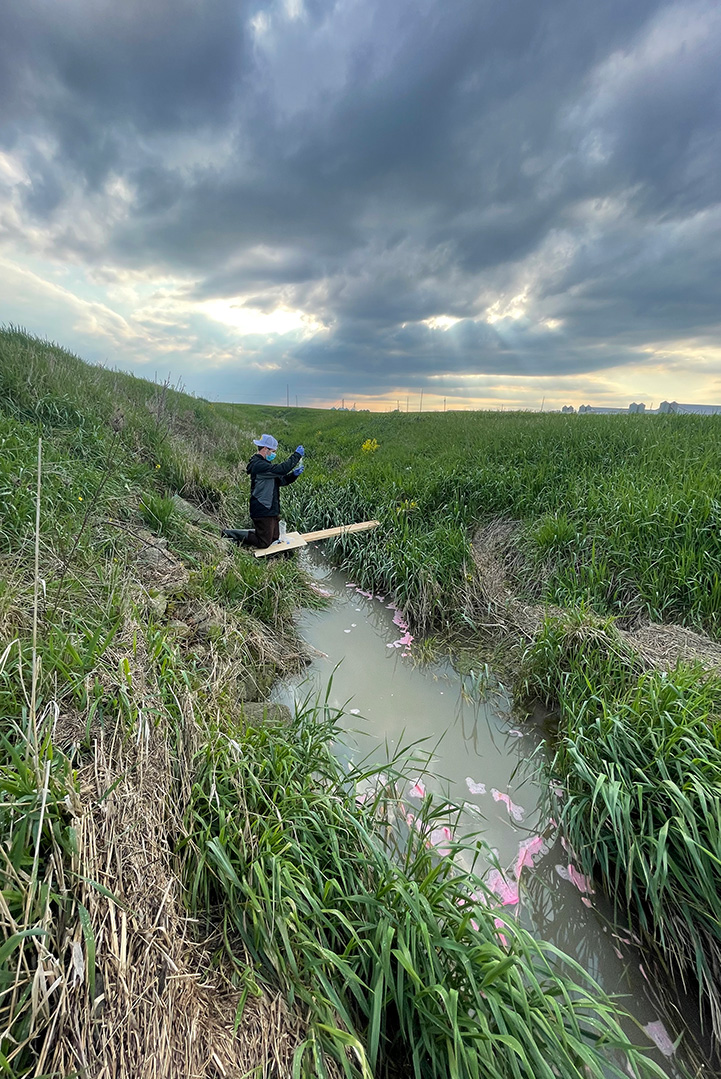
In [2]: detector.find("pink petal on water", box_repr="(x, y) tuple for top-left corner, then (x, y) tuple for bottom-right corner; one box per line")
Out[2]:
(350, 708), (360, 715)
(466, 777), (487, 795)
(507, 729), (523, 738)
(613, 947), (624, 960)
(386, 643), (395, 649)
(346, 583), (357, 588)
(643, 1021), (676, 1058)
(409, 780), (426, 799)
(386, 602), (398, 610)
(491, 789), (525, 822)
(581, 896), (593, 907)
(486, 869), (520, 906)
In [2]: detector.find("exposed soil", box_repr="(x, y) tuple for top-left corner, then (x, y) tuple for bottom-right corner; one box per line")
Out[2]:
(469, 517), (721, 674)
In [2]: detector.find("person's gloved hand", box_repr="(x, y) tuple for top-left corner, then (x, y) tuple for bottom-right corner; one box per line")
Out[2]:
(292, 462), (305, 477)
(295, 444), (305, 456)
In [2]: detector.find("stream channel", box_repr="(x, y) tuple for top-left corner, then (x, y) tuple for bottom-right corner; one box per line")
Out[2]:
(271, 549), (688, 1075)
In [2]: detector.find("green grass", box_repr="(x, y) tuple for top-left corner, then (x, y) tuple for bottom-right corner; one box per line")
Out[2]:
(178, 697), (666, 1079)
(520, 617), (721, 1046)
(2, 324), (718, 1071)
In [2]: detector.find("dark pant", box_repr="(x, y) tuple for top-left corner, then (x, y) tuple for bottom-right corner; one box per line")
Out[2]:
(247, 516), (280, 549)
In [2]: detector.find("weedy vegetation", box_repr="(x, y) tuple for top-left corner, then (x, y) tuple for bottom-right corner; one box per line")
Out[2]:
(1, 325), (718, 1074)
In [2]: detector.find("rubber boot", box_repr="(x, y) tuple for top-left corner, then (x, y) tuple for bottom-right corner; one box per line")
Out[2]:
(221, 528), (252, 545)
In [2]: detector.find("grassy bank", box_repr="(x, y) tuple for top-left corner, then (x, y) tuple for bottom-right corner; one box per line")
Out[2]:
(0, 327), (675, 1077)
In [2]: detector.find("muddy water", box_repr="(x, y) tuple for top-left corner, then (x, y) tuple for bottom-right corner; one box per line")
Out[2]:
(271, 552), (685, 1074)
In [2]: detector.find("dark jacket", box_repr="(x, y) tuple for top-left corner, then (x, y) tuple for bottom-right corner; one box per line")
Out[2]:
(247, 451), (301, 518)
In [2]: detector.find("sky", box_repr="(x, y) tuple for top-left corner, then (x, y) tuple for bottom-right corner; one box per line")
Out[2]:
(1, 0), (720, 411)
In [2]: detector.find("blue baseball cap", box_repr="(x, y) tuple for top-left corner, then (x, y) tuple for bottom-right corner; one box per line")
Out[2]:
(252, 433), (278, 450)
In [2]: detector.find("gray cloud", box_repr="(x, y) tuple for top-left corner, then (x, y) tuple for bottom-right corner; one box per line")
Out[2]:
(1, 0), (720, 402)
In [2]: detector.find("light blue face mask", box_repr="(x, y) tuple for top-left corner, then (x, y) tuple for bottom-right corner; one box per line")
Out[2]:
(266, 451), (277, 461)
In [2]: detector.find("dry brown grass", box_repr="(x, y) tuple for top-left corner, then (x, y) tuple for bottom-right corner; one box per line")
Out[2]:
(28, 683), (310, 1078)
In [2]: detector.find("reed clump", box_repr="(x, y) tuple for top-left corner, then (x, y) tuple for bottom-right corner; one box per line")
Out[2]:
(521, 618), (721, 1048)
(179, 699), (666, 1079)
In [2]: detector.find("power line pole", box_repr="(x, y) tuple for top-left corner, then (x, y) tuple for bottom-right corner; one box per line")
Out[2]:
(443, 397), (446, 412)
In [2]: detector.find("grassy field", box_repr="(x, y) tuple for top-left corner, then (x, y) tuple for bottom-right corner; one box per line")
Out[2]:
(1, 325), (719, 1074)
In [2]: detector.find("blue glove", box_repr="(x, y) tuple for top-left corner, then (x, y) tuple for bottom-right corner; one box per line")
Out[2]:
(295, 445), (305, 456)
(292, 462), (305, 477)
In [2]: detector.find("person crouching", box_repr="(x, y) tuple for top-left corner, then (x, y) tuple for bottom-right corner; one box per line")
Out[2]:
(222, 434), (304, 548)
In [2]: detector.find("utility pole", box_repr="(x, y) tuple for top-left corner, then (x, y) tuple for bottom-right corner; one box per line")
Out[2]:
(540, 395), (545, 412)
(443, 397), (446, 412)
(342, 397), (345, 410)
(396, 399), (400, 412)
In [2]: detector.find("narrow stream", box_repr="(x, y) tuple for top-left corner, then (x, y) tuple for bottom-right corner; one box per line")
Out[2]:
(272, 550), (687, 1075)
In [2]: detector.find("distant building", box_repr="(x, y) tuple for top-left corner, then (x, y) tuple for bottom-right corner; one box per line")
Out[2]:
(566, 400), (721, 416)
(658, 401), (721, 415)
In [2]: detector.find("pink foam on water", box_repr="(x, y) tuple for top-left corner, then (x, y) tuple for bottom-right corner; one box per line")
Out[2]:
(643, 1020), (676, 1058)
(427, 825), (453, 856)
(493, 918), (509, 947)
(554, 864), (593, 894)
(409, 779), (426, 799)
(486, 869), (520, 906)
(466, 777), (487, 795)
(491, 789), (525, 822)
(513, 835), (546, 879)
(560, 835), (578, 861)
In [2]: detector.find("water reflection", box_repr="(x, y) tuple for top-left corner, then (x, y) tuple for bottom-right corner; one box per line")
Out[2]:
(271, 551), (693, 1076)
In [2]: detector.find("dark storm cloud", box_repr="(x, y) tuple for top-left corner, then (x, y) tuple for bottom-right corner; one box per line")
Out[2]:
(1, 0), (720, 398)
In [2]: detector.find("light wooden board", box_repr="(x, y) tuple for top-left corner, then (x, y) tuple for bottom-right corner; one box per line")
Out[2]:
(254, 520), (379, 557)
(300, 520), (380, 542)
(253, 531), (308, 557)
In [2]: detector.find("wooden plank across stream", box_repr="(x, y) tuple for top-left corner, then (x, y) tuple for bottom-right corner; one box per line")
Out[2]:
(254, 519), (380, 557)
